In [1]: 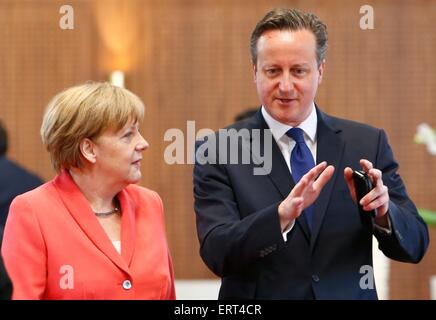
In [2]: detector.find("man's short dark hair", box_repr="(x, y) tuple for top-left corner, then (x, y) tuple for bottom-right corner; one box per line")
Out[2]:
(0, 120), (7, 156)
(250, 8), (328, 66)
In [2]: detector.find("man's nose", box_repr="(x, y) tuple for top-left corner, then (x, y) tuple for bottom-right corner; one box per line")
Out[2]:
(278, 75), (294, 93)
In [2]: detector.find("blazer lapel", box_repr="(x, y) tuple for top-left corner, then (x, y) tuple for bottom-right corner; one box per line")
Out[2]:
(249, 112), (293, 197)
(53, 170), (131, 275)
(250, 112), (311, 241)
(310, 108), (345, 252)
(118, 189), (136, 267)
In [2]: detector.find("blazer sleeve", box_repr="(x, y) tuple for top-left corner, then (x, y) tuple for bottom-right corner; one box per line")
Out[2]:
(151, 190), (176, 300)
(0, 228), (13, 300)
(1, 196), (47, 299)
(166, 252), (176, 300)
(193, 142), (285, 278)
(373, 129), (429, 263)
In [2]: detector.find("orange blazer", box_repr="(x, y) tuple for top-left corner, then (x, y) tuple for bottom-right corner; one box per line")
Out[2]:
(1, 170), (175, 300)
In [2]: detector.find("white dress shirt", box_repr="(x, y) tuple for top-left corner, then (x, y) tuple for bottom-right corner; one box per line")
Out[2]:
(261, 103), (318, 241)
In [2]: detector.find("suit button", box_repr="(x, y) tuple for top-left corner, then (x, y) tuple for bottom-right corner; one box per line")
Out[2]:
(312, 274), (320, 282)
(122, 280), (132, 290)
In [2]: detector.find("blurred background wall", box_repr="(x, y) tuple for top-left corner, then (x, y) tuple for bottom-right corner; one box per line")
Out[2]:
(0, 0), (435, 299)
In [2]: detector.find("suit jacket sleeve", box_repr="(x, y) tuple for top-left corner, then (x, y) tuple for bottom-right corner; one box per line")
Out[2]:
(373, 129), (429, 263)
(194, 144), (285, 278)
(1, 196), (47, 299)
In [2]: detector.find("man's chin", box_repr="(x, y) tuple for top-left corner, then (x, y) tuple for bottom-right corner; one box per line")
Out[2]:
(274, 111), (301, 126)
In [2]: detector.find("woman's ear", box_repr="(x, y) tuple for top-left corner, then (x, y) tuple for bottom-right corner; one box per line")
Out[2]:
(79, 138), (97, 164)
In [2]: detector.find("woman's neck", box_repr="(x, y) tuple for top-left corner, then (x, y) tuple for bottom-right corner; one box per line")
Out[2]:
(69, 168), (121, 212)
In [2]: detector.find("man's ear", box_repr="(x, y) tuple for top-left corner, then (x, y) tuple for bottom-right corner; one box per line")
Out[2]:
(318, 60), (325, 85)
(253, 64), (257, 83)
(79, 138), (97, 164)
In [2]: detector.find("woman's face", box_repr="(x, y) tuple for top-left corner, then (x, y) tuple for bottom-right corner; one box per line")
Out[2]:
(93, 119), (148, 186)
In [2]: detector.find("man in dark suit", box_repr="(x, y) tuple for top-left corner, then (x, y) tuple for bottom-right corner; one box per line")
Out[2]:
(0, 120), (43, 228)
(193, 8), (429, 299)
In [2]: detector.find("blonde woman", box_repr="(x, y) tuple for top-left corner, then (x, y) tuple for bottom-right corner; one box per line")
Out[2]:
(2, 82), (175, 299)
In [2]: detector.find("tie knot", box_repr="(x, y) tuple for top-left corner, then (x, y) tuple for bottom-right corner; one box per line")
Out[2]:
(286, 128), (306, 143)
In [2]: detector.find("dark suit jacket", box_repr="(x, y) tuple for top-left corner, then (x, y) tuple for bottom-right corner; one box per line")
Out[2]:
(0, 157), (43, 228)
(193, 107), (429, 299)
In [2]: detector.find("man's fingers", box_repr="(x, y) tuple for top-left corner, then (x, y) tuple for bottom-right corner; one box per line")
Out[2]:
(362, 193), (389, 212)
(306, 161), (328, 181)
(354, 162), (390, 216)
(360, 185), (388, 206)
(368, 168), (383, 187)
(291, 197), (304, 213)
(291, 162), (327, 197)
(290, 174), (310, 197)
(313, 165), (335, 191)
(279, 196), (305, 222)
(360, 159), (373, 172)
(344, 167), (356, 202)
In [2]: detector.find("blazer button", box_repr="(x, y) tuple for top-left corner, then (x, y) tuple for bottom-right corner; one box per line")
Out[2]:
(312, 274), (320, 283)
(122, 280), (132, 290)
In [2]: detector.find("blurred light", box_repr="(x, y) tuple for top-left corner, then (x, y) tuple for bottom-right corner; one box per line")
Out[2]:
(109, 70), (125, 88)
(93, 1), (140, 73)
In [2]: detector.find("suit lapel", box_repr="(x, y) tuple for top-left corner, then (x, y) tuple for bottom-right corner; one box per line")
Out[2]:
(310, 108), (345, 252)
(249, 112), (293, 198)
(249, 112), (311, 241)
(53, 170), (132, 275)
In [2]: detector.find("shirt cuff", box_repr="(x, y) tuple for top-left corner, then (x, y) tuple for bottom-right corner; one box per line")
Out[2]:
(282, 219), (296, 242)
(373, 214), (392, 235)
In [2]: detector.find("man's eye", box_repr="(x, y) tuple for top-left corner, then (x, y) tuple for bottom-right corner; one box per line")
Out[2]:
(123, 132), (133, 138)
(293, 68), (306, 75)
(266, 69), (278, 76)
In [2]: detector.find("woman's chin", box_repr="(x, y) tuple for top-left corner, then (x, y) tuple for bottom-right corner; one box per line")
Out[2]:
(128, 172), (142, 184)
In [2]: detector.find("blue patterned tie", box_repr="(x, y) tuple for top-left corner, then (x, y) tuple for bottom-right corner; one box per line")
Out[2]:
(286, 128), (315, 230)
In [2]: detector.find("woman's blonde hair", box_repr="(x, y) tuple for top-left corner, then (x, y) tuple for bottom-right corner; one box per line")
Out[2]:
(41, 81), (144, 172)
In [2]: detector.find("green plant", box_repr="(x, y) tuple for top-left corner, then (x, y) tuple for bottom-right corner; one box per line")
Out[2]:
(418, 208), (436, 226)
(415, 124), (436, 226)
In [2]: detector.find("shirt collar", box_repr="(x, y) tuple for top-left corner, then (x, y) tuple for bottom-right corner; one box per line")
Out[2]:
(261, 103), (318, 143)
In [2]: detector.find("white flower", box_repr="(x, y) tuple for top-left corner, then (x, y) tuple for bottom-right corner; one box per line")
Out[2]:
(415, 123), (436, 155)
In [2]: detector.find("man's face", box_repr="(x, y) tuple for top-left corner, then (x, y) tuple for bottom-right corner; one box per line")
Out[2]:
(254, 29), (324, 127)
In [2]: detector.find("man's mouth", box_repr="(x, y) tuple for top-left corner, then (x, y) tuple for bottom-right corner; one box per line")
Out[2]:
(276, 98), (297, 104)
